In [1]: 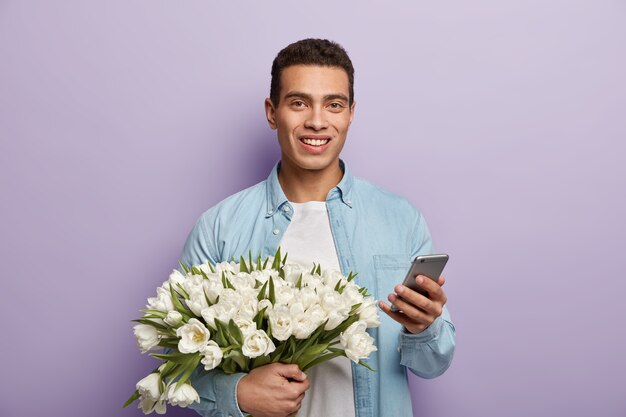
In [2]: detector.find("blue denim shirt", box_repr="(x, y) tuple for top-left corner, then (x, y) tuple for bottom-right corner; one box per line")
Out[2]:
(180, 161), (456, 417)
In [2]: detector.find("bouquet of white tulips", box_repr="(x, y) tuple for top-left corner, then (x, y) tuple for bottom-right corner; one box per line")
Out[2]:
(124, 248), (380, 414)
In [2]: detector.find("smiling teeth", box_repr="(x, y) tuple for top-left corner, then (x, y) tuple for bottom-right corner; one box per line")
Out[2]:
(302, 138), (329, 146)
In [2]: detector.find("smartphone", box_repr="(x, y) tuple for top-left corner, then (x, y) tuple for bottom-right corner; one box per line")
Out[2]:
(391, 254), (448, 311)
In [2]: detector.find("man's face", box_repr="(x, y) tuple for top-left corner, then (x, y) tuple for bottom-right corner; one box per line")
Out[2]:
(265, 65), (355, 175)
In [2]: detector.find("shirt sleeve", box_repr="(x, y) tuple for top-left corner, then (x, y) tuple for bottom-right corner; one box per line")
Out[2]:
(179, 213), (247, 417)
(398, 207), (456, 379)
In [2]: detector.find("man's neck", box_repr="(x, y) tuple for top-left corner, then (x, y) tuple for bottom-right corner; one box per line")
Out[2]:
(277, 159), (343, 203)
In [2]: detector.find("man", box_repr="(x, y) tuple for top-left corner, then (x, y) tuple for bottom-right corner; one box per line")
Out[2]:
(181, 39), (455, 417)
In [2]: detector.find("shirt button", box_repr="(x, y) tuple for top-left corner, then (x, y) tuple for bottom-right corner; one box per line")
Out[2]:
(267, 210), (274, 215)
(283, 206), (291, 212)
(273, 229), (280, 235)
(346, 199), (352, 205)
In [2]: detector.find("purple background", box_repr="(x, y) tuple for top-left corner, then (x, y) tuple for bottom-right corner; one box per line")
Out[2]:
(1, 1), (625, 416)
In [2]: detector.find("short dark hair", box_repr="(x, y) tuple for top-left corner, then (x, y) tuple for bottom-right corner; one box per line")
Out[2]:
(270, 38), (354, 106)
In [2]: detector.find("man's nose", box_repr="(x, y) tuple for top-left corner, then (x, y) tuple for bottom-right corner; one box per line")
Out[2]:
(304, 107), (329, 131)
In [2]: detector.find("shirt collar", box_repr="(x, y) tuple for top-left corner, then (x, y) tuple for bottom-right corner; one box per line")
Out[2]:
(265, 159), (354, 218)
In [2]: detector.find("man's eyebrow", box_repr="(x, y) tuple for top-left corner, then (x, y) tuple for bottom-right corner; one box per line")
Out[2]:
(284, 91), (349, 102)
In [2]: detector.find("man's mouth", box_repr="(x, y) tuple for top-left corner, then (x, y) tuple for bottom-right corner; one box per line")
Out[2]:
(299, 137), (331, 147)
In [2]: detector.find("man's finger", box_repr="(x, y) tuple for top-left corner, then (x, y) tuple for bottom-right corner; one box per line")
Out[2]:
(276, 363), (307, 382)
(413, 275), (446, 303)
(378, 301), (427, 330)
(387, 293), (432, 323)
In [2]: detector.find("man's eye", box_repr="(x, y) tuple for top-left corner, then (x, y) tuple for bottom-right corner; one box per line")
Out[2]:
(328, 103), (344, 110)
(292, 101), (306, 107)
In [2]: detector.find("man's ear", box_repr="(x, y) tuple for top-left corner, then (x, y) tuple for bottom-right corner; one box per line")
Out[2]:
(265, 98), (277, 129)
(349, 101), (356, 125)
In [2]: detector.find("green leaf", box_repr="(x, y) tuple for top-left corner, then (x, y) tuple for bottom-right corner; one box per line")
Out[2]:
(357, 359), (376, 372)
(315, 264), (321, 275)
(239, 256), (249, 273)
(270, 341), (288, 362)
(262, 257), (269, 269)
(295, 273), (303, 289)
(282, 251), (288, 265)
(176, 355), (201, 388)
(349, 303), (362, 315)
(347, 272), (358, 282)
(254, 307), (267, 329)
(221, 357), (237, 374)
(257, 280), (268, 301)
(157, 339), (180, 349)
(151, 352), (198, 365)
(122, 389), (140, 408)
(140, 309), (168, 318)
(207, 260), (215, 273)
(176, 283), (190, 299)
(268, 277), (276, 304)
(301, 350), (343, 372)
(257, 255), (262, 271)
(131, 319), (168, 332)
(310, 263), (317, 274)
(225, 349), (248, 372)
(178, 261), (189, 274)
(251, 354), (271, 368)
(249, 251), (254, 272)
(162, 362), (186, 383)
(169, 285), (193, 317)
(227, 319), (244, 346)
(214, 319), (228, 346)
(272, 247), (282, 270)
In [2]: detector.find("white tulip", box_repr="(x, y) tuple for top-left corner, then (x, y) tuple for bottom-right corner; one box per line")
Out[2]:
(182, 274), (204, 296)
(201, 303), (237, 329)
(242, 329), (276, 358)
(268, 305), (293, 341)
(176, 319), (210, 354)
(166, 383), (200, 407)
(138, 396), (166, 414)
(298, 287), (319, 310)
(257, 299), (273, 315)
(290, 303), (320, 339)
(134, 324), (160, 353)
(186, 288), (209, 316)
(218, 288), (243, 310)
(215, 261), (236, 275)
(146, 287), (174, 312)
(282, 263), (305, 285)
(342, 284), (364, 308)
(202, 279), (223, 304)
(275, 285), (295, 306)
(231, 272), (256, 290)
(200, 340), (223, 371)
(301, 272), (322, 289)
(136, 373), (161, 401)
(234, 316), (257, 336)
(164, 310), (183, 327)
(357, 297), (381, 328)
(168, 269), (186, 287)
(322, 269), (346, 289)
(339, 320), (377, 363)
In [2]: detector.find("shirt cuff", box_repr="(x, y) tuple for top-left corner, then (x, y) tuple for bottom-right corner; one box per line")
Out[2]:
(400, 314), (444, 344)
(212, 371), (247, 417)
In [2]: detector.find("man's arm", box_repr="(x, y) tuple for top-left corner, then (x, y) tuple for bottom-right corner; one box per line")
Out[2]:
(179, 214), (310, 417)
(379, 207), (456, 378)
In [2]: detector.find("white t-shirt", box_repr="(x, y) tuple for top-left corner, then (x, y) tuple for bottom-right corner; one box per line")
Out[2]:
(278, 201), (356, 417)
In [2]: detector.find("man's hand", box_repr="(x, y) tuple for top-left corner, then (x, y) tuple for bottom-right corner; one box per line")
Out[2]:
(379, 275), (447, 334)
(237, 363), (310, 417)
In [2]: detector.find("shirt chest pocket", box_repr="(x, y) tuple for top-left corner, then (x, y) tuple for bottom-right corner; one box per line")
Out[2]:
(372, 254), (411, 299)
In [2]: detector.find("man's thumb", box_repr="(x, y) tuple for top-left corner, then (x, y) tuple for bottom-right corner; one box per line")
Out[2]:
(276, 364), (307, 381)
